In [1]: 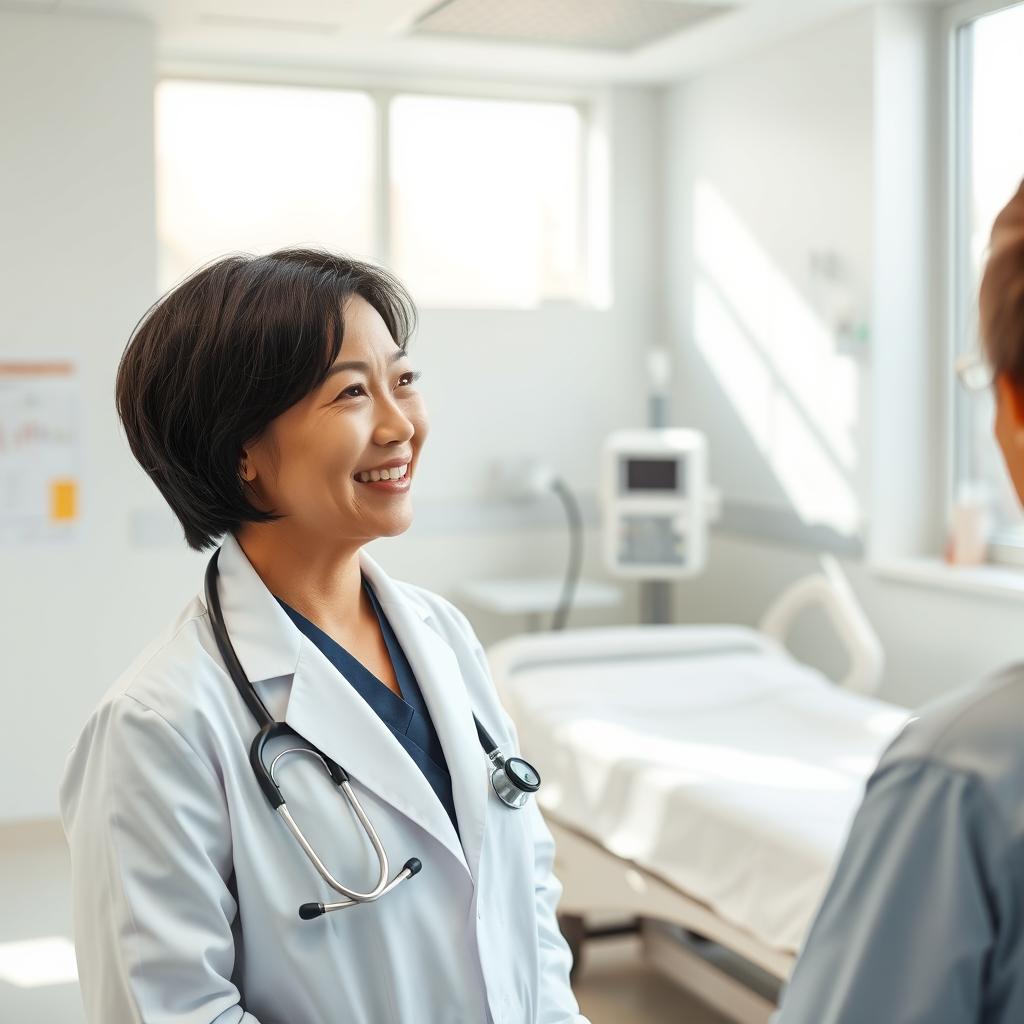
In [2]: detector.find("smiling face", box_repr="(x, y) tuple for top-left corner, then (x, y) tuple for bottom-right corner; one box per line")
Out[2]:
(239, 294), (428, 547)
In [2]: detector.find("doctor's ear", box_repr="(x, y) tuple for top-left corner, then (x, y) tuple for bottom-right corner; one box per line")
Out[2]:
(238, 450), (257, 484)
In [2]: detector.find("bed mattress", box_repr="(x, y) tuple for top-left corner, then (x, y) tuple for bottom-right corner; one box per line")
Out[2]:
(502, 628), (911, 954)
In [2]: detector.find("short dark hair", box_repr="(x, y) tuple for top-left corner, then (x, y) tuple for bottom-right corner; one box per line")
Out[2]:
(115, 248), (418, 550)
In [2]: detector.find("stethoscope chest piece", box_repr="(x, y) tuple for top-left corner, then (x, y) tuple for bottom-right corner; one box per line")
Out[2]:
(489, 754), (542, 809)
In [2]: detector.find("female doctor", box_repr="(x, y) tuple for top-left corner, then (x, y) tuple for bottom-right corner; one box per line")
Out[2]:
(59, 249), (589, 1024)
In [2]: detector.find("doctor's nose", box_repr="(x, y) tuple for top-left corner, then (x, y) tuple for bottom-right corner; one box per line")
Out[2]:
(373, 398), (422, 446)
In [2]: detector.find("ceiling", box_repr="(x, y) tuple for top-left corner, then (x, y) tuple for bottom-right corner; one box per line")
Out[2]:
(10, 0), (945, 84)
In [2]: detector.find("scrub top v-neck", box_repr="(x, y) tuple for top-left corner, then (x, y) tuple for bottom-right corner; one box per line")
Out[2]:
(275, 576), (461, 840)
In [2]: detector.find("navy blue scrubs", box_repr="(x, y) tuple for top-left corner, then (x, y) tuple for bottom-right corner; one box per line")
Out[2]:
(275, 576), (460, 839)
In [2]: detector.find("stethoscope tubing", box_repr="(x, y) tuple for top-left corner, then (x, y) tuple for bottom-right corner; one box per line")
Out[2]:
(202, 545), (538, 919)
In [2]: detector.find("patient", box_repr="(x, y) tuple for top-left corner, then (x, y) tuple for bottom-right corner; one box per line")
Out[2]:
(774, 179), (1024, 1022)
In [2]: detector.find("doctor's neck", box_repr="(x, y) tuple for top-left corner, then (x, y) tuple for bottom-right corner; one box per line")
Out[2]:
(234, 524), (375, 635)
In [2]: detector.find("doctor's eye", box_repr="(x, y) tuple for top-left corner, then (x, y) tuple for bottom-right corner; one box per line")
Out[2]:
(336, 371), (422, 401)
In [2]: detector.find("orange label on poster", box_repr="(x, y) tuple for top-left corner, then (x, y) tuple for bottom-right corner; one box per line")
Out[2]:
(50, 479), (78, 522)
(0, 358), (79, 542)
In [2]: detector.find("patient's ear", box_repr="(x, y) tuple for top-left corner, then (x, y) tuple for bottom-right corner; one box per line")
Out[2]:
(993, 373), (1024, 509)
(996, 373), (1024, 433)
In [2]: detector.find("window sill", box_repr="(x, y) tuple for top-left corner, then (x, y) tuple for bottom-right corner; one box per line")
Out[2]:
(870, 556), (1024, 602)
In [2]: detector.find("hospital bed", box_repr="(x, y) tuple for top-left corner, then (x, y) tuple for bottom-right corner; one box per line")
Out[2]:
(485, 558), (911, 1023)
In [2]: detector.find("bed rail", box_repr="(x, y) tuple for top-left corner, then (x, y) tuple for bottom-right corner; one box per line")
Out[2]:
(757, 555), (884, 695)
(485, 557), (884, 704)
(486, 623), (781, 709)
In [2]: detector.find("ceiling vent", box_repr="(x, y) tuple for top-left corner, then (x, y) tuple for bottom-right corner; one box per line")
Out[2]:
(410, 0), (736, 52)
(197, 12), (342, 36)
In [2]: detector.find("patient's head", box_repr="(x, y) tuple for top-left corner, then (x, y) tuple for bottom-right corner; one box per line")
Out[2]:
(980, 178), (1024, 501)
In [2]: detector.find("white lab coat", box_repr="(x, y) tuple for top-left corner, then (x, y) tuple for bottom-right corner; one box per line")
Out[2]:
(60, 532), (588, 1024)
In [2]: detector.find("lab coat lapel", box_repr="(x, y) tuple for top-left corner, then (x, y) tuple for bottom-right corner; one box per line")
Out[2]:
(359, 552), (490, 887)
(212, 534), (471, 880)
(283, 636), (472, 879)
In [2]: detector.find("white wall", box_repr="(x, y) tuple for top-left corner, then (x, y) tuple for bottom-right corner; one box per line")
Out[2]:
(1, 9), (163, 825)
(664, 5), (1024, 709)
(0, 9), (658, 823)
(666, 7), (875, 532)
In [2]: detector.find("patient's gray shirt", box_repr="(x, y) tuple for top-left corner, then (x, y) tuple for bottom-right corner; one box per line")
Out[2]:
(774, 664), (1024, 1024)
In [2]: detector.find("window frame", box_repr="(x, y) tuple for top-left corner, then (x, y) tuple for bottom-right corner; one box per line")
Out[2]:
(155, 61), (603, 311)
(944, 0), (1024, 567)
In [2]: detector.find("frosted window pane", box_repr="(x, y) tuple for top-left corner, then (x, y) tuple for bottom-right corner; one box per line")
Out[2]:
(389, 94), (584, 308)
(156, 80), (377, 291)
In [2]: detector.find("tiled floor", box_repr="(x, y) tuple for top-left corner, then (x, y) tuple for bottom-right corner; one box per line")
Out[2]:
(0, 820), (730, 1024)
(1, 821), (82, 1024)
(574, 934), (733, 1024)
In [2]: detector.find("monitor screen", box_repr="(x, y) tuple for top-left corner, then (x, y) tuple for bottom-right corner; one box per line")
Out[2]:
(624, 458), (681, 492)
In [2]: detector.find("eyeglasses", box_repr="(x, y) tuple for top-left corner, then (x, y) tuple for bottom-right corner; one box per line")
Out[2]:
(955, 349), (995, 392)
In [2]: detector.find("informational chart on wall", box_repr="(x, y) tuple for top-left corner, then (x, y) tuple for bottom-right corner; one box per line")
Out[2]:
(0, 360), (81, 543)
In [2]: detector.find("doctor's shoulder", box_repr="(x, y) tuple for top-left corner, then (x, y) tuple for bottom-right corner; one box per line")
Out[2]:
(393, 580), (496, 687)
(60, 594), (231, 796)
(395, 579), (484, 651)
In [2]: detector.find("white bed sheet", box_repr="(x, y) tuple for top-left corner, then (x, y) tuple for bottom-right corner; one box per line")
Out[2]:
(506, 632), (911, 954)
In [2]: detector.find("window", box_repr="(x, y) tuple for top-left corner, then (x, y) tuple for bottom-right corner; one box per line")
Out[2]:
(950, 1), (1024, 561)
(155, 79), (595, 309)
(388, 94), (587, 308)
(155, 79), (377, 292)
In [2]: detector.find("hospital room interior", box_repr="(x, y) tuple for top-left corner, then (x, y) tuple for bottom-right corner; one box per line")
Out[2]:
(4, 0), (1024, 1021)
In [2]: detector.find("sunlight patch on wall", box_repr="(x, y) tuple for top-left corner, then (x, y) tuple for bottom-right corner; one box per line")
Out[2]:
(693, 179), (861, 535)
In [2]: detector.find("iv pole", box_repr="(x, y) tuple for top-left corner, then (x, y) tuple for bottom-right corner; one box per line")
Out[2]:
(642, 347), (674, 625)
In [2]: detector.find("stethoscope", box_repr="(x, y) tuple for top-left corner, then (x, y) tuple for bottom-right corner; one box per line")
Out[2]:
(203, 547), (541, 921)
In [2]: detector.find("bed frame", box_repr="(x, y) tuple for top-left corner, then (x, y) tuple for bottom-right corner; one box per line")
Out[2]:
(551, 817), (787, 1022)
(485, 556), (885, 1023)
